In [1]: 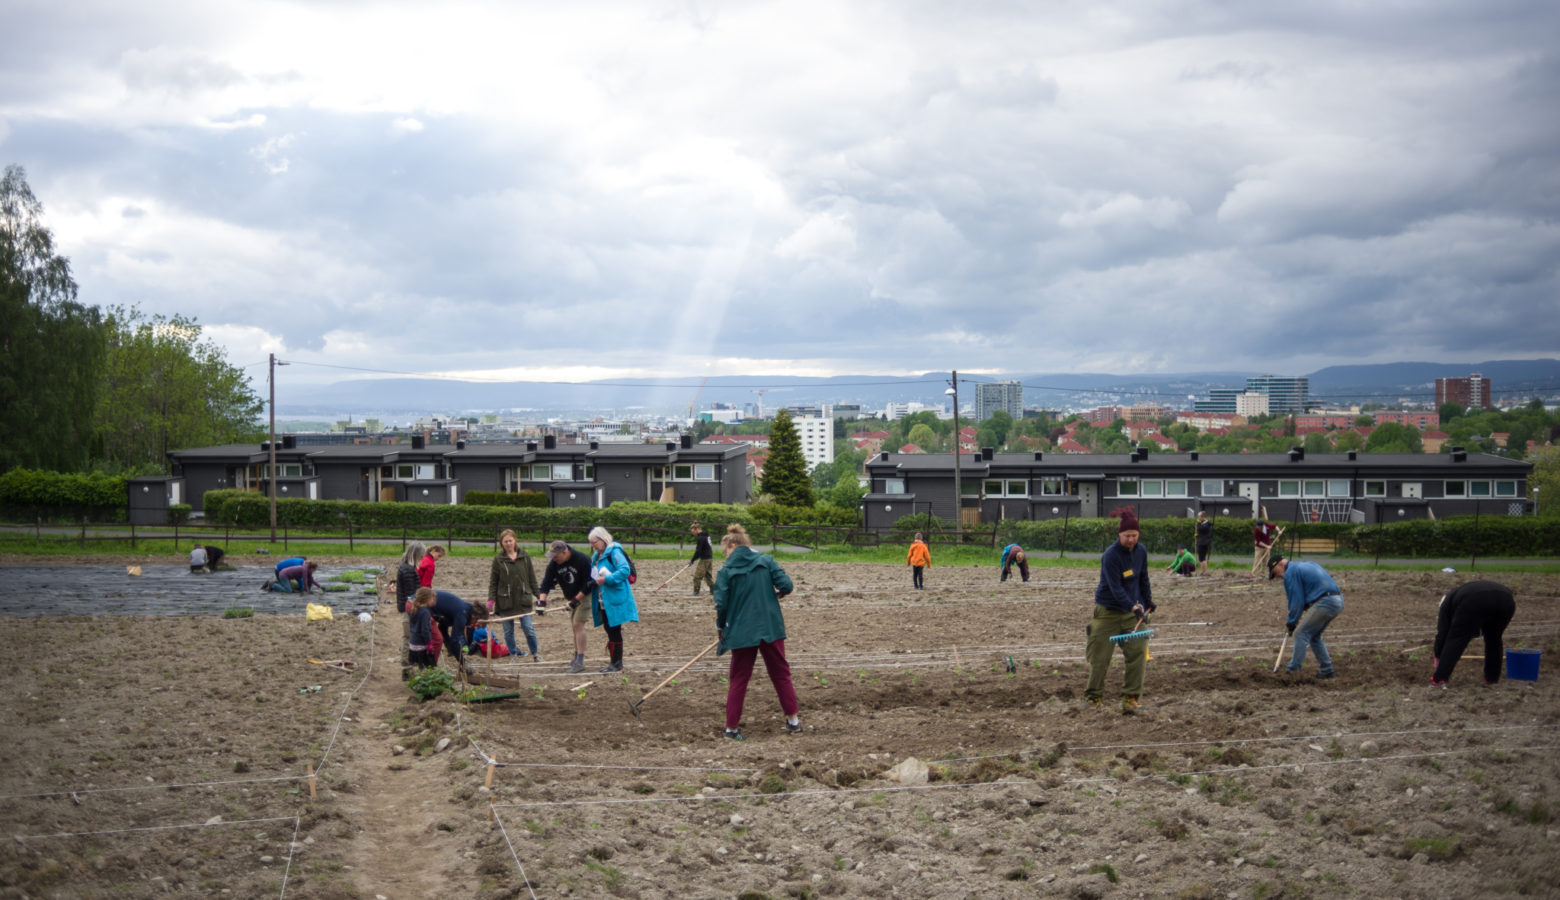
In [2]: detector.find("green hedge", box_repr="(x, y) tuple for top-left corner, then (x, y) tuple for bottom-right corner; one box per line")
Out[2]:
(1341, 517), (1560, 557)
(464, 490), (548, 508)
(197, 493), (858, 540)
(0, 469), (128, 521)
(1000, 517), (1355, 556)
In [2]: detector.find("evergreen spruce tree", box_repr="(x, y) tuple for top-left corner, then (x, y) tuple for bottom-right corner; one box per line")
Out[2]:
(761, 409), (816, 507)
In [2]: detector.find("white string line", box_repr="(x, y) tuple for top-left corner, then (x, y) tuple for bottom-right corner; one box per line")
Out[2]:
(277, 811), (303, 900)
(12, 814), (299, 842)
(313, 611), (378, 774)
(0, 773), (308, 801)
(488, 743), (1551, 812)
(467, 736), (756, 774)
(947, 723), (1560, 762)
(489, 805), (539, 900)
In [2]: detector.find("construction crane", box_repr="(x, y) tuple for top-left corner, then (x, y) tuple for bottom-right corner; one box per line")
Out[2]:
(750, 388), (768, 417)
(687, 377), (709, 421)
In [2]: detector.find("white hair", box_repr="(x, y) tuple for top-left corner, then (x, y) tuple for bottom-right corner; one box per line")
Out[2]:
(587, 526), (614, 545)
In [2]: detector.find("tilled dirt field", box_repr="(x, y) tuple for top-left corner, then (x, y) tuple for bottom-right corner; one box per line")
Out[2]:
(2, 554), (1557, 899)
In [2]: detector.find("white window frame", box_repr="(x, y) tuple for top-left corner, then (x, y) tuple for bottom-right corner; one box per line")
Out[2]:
(1117, 479), (1140, 497)
(394, 463), (434, 481)
(1363, 480), (1386, 498)
(1469, 480), (1491, 497)
(1327, 479), (1351, 497)
(1278, 480), (1300, 498)
(1495, 481), (1517, 497)
(1006, 479), (1028, 498)
(268, 462), (303, 479)
(1040, 478), (1064, 496)
(673, 463), (694, 481)
(1200, 479), (1223, 497)
(1303, 480), (1326, 497)
(1444, 481), (1466, 497)
(1141, 480), (1164, 498)
(695, 464), (716, 481)
(1165, 480), (1188, 498)
(983, 479), (1004, 497)
(883, 478), (906, 495)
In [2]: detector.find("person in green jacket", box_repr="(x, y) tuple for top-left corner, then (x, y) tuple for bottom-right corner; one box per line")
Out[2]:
(488, 529), (542, 660)
(714, 523), (801, 741)
(1167, 546), (1197, 577)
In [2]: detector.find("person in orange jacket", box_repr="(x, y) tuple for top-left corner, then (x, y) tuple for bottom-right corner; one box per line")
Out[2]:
(906, 532), (931, 590)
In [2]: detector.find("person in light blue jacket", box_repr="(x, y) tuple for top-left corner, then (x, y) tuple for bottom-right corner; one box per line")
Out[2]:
(1269, 555), (1344, 679)
(587, 526), (640, 674)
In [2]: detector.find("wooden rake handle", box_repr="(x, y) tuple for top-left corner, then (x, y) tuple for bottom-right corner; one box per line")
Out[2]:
(630, 639), (720, 715)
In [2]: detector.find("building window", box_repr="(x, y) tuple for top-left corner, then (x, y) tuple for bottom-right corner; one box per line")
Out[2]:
(395, 463), (433, 481)
(1327, 479), (1350, 497)
(883, 478), (906, 495)
(695, 464), (716, 481)
(1303, 480), (1326, 497)
(1200, 479), (1223, 497)
(1278, 481), (1300, 497)
(1165, 480), (1187, 497)
(1495, 481), (1517, 497)
(1444, 481), (1466, 497)
(268, 463), (302, 478)
(1040, 479), (1064, 496)
(982, 480), (1029, 498)
(673, 464), (693, 481)
(1007, 480), (1028, 497)
(1469, 480), (1491, 497)
(961, 480), (980, 496)
(1364, 480), (1386, 497)
(1118, 479), (1140, 497)
(1141, 480), (1164, 497)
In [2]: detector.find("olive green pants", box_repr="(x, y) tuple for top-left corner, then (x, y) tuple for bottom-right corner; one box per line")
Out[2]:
(692, 558), (714, 594)
(1085, 606), (1148, 701)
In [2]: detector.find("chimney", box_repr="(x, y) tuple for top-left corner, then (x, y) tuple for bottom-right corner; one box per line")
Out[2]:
(543, 435), (557, 450)
(1452, 449), (1468, 463)
(1288, 447), (1303, 462)
(589, 441), (600, 450)
(411, 435), (425, 450)
(981, 447), (994, 461)
(260, 441), (270, 452)
(680, 434), (693, 449)
(456, 439), (466, 450)
(666, 441), (677, 451)
(526, 441), (538, 451)
(281, 434), (296, 450)
(1188, 450), (1199, 461)
(1033, 451), (1043, 461)
(1346, 450), (1357, 461)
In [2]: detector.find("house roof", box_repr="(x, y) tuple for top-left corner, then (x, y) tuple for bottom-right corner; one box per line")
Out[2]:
(867, 449), (1530, 477)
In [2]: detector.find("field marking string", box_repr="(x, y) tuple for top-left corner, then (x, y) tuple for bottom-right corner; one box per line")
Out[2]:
(277, 811), (303, 900)
(0, 773), (308, 801)
(314, 609), (378, 774)
(13, 813), (299, 842)
(467, 737), (755, 773)
(489, 805), (540, 900)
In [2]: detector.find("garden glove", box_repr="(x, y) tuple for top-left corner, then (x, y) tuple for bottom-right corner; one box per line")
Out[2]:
(1286, 622), (1296, 636)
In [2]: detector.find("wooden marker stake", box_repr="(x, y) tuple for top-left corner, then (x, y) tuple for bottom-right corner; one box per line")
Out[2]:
(953, 645), (961, 668)
(307, 765), (316, 798)
(484, 762), (495, 789)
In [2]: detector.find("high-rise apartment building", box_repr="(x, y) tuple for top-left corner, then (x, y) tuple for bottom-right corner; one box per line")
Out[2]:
(973, 380), (1023, 421)
(1195, 376), (1309, 414)
(793, 416), (835, 471)
(1435, 374), (1491, 409)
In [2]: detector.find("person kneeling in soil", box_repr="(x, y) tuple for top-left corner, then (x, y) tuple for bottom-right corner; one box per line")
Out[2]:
(1167, 546), (1196, 577)
(267, 560), (322, 593)
(1268, 554), (1343, 679)
(1085, 508), (1155, 714)
(430, 589), (478, 674)
(906, 532), (931, 589)
(715, 524), (801, 740)
(1000, 543), (1029, 583)
(407, 587), (437, 671)
(1431, 580), (1516, 687)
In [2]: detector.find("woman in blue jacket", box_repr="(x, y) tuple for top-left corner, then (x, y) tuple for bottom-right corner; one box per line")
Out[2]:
(587, 526), (639, 673)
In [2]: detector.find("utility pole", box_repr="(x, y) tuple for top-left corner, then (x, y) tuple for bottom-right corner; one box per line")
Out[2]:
(268, 354), (284, 543)
(946, 371), (962, 540)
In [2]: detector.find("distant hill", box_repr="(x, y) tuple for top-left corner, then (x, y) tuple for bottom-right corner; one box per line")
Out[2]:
(277, 360), (1559, 418)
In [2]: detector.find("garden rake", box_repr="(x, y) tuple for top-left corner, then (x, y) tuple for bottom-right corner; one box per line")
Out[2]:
(1109, 614), (1155, 645)
(628, 638), (720, 719)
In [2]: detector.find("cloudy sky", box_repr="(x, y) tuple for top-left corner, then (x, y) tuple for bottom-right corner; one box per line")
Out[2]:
(4, 0), (1557, 392)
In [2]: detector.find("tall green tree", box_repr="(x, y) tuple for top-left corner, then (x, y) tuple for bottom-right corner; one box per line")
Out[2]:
(95, 307), (263, 471)
(0, 165), (108, 472)
(1529, 446), (1559, 518)
(760, 408), (815, 507)
(976, 410), (1014, 450)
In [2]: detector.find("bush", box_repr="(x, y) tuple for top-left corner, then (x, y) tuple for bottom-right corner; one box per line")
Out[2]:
(408, 666), (455, 700)
(1341, 516), (1560, 557)
(167, 503), (192, 526)
(0, 468), (127, 521)
(464, 490), (549, 508)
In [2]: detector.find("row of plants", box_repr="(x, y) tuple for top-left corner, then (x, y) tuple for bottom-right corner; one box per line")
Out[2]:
(0, 468), (128, 521)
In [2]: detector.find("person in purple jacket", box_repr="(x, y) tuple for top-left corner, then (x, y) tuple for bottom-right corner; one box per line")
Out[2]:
(267, 560), (323, 593)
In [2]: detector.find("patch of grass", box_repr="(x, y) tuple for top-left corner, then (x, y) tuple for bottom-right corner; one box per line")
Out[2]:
(1402, 836), (1462, 861)
(584, 859), (623, 889)
(221, 607), (254, 618)
(1087, 862), (1119, 883)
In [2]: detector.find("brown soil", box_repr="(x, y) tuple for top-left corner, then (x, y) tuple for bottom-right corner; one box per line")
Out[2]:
(2, 555), (1557, 899)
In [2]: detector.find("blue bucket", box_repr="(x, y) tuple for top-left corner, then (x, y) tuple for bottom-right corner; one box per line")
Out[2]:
(1506, 648), (1541, 682)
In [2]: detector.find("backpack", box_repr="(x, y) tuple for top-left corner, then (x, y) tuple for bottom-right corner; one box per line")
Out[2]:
(614, 546), (638, 584)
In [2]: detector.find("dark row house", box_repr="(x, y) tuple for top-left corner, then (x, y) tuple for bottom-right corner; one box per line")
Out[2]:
(862, 446), (1533, 531)
(129, 435), (748, 524)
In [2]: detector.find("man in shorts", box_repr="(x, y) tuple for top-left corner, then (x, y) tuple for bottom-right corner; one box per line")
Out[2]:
(539, 540), (595, 674)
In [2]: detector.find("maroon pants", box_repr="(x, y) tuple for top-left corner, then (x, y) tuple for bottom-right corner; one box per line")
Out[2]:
(726, 639), (798, 730)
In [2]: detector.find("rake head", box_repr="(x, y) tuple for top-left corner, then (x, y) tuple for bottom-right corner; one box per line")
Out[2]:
(628, 698), (644, 719)
(1109, 628), (1155, 643)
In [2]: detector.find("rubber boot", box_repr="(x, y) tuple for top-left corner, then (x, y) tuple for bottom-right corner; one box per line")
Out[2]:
(600, 641), (623, 674)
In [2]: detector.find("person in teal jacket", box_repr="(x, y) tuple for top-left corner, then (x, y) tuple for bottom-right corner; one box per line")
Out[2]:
(587, 526), (639, 673)
(714, 523), (801, 741)
(1000, 543), (1030, 582)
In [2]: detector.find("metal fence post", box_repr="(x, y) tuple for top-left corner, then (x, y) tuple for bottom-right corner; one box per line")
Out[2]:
(348, 520), (355, 553)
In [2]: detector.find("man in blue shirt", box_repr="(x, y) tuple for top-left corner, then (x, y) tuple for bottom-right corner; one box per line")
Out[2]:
(1086, 508), (1155, 713)
(1268, 555), (1343, 678)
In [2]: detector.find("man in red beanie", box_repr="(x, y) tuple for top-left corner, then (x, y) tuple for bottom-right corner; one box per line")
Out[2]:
(1086, 507), (1155, 713)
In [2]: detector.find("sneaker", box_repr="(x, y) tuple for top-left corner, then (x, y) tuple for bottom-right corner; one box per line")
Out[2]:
(565, 657), (585, 674)
(1121, 695), (1140, 714)
(599, 662), (622, 674)
(510, 650), (527, 658)
(260, 578), (273, 592)
(1316, 671), (1336, 680)
(784, 718), (802, 734)
(1086, 697), (1102, 708)
(532, 654), (543, 663)
(1430, 676), (1447, 689)
(724, 729), (746, 741)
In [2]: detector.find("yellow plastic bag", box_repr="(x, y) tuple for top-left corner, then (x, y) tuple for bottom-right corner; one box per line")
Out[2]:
(305, 602), (334, 622)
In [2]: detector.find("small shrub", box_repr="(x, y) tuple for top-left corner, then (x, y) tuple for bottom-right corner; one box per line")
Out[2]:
(222, 608), (254, 619)
(408, 667), (454, 701)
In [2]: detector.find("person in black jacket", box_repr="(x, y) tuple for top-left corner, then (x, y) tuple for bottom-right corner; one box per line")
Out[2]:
(540, 540), (595, 674)
(430, 590), (478, 674)
(394, 542), (426, 666)
(690, 523), (715, 596)
(1194, 512), (1213, 575)
(1432, 581), (1517, 687)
